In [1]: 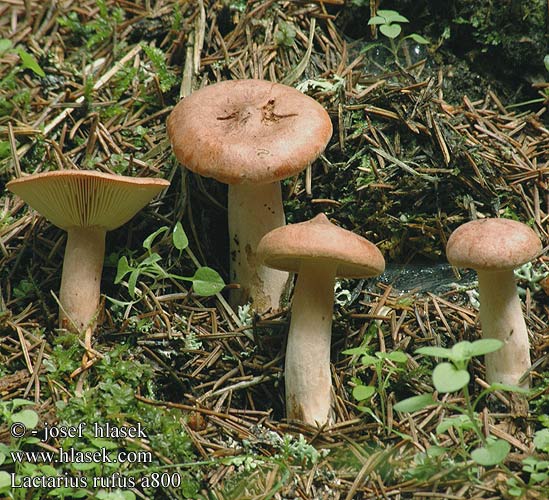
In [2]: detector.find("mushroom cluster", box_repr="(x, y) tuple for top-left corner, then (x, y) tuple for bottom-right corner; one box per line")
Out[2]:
(7, 170), (170, 351)
(167, 79), (332, 312)
(6, 76), (545, 432)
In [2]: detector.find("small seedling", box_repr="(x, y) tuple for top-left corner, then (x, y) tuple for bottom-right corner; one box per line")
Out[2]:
(114, 222), (225, 302)
(506, 428), (549, 496)
(394, 339), (528, 466)
(344, 340), (408, 424)
(0, 38), (45, 77)
(365, 9), (429, 66)
(0, 399), (40, 495)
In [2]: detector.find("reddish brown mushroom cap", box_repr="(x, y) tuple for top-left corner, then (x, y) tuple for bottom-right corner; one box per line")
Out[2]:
(257, 213), (385, 278)
(446, 218), (542, 272)
(167, 79), (333, 185)
(7, 170), (170, 230)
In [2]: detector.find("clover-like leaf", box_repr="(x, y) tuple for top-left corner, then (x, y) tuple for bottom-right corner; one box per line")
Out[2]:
(352, 385), (375, 401)
(172, 221), (189, 251)
(533, 428), (549, 453)
(380, 23), (402, 39)
(191, 267), (225, 296)
(11, 408), (38, 429)
(393, 393), (434, 413)
(432, 362), (470, 393)
(471, 438), (510, 466)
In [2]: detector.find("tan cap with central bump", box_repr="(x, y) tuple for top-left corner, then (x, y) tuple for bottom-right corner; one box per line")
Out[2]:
(257, 213), (386, 278)
(167, 79), (333, 185)
(7, 170), (170, 348)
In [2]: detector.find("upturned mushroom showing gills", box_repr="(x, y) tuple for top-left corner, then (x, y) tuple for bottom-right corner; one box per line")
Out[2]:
(167, 79), (332, 312)
(257, 213), (385, 426)
(7, 171), (170, 347)
(446, 218), (542, 388)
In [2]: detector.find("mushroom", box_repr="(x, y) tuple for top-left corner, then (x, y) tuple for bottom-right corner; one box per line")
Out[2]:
(257, 213), (385, 425)
(446, 218), (542, 388)
(7, 170), (170, 347)
(167, 79), (332, 312)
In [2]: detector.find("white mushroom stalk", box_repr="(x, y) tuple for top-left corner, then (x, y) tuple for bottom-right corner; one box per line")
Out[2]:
(446, 218), (541, 389)
(228, 182), (289, 311)
(477, 270), (531, 387)
(285, 261), (337, 424)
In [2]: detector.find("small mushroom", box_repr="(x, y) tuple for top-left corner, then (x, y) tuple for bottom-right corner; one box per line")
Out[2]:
(446, 218), (542, 388)
(257, 213), (385, 425)
(167, 79), (332, 312)
(7, 171), (170, 346)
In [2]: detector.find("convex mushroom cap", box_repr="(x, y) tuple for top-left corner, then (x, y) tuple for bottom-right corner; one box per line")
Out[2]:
(167, 79), (333, 184)
(446, 218), (541, 271)
(257, 213), (385, 277)
(7, 170), (170, 231)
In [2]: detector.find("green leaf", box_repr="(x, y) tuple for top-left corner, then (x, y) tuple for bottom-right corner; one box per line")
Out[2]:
(11, 409), (38, 429)
(0, 140), (11, 160)
(191, 267), (225, 296)
(393, 393), (434, 413)
(436, 414), (475, 434)
(172, 221), (189, 250)
(378, 351), (408, 363)
(460, 339), (503, 358)
(0, 471), (10, 492)
(432, 362), (470, 393)
(128, 269), (140, 298)
(360, 353), (380, 366)
(533, 429), (549, 452)
(368, 15), (387, 26)
(471, 438), (510, 466)
(0, 39), (12, 54)
(377, 10), (409, 23)
(352, 385), (375, 401)
(115, 256), (132, 284)
(342, 346), (369, 356)
(17, 48), (45, 77)
(140, 253), (162, 267)
(415, 346), (452, 359)
(544, 54), (549, 73)
(380, 23), (402, 39)
(142, 226), (168, 251)
(407, 33), (429, 44)
(0, 451), (5, 466)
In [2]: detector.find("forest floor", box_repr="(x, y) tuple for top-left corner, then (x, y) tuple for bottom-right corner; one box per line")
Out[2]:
(0, 1), (548, 499)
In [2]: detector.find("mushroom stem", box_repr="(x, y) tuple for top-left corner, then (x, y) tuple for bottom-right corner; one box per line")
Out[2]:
(59, 227), (106, 334)
(477, 270), (531, 387)
(228, 182), (289, 311)
(285, 261), (337, 425)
